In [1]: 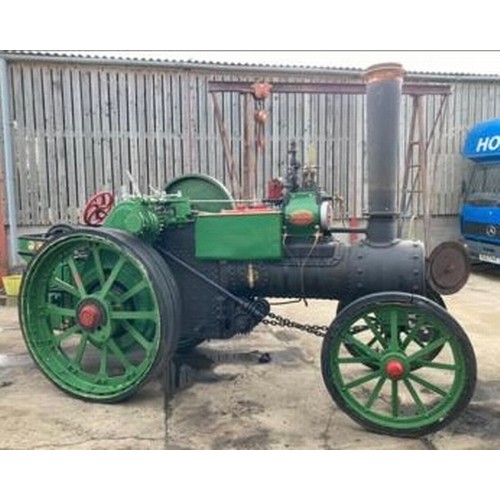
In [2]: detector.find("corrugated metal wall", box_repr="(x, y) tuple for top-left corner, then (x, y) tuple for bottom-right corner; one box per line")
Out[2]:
(3, 58), (500, 227)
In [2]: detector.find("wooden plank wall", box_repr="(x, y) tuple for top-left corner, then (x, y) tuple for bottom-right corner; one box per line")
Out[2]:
(4, 59), (498, 226)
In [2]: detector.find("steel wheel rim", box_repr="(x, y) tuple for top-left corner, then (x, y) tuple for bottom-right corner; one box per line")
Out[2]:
(325, 301), (470, 432)
(20, 232), (164, 400)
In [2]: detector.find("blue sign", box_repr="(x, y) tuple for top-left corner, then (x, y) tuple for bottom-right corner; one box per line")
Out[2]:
(463, 118), (500, 163)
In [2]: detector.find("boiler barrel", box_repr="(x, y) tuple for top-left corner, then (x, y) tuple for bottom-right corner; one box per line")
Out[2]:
(226, 240), (426, 303)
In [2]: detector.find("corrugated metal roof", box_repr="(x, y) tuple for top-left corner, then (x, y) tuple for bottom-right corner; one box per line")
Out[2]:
(1, 50), (500, 79)
(0, 49), (363, 72)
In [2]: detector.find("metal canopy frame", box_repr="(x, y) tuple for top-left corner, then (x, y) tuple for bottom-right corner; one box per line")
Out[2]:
(208, 80), (452, 211)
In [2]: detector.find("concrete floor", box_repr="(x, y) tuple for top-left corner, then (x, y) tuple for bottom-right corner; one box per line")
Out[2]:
(1, 263), (500, 450)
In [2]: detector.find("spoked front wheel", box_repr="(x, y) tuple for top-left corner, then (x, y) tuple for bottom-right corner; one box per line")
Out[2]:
(321, 292), (476, 437)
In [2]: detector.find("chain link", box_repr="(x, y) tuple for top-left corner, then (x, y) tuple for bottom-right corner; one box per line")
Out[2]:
(261, 310), (329, 338)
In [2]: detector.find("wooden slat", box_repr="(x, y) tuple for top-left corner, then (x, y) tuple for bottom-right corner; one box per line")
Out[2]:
(32, 65), (49, 224)
(71, 68), (86, 219)
(99, 71), (113, 190)
(127, 72), (139, 194)
(136, 72), (147, 193)
(206, 75), (217, 181)
(145, 71), (156, 191)
(41, 66), (56, 223)
(52, 67), (68, 222)
(160, 73), (171, 184)
(62, 68), (77, 222)
(22, 65), (40, 225)
(117, 72), (129, 191)
(170, 74), (182, 178)
(90, 70), (103, 193)
(194, 76), (206, 181)
(81, 70), (95, 199)
(11, 65), (28, 225)
(108, 71), (121, 197)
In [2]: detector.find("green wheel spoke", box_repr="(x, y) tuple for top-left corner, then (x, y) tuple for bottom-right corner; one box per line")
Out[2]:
(338, 356), (374, 365)
(111, 310), (158, 321)
(55, 324), (81, 344)
(412, 360), (457, 371)
(403, 378), (428, 414)
(407, 336), (448, 363)
(343, 334), (382, 361)
(391, 380), (399, 417)
(344, 370), (382, 390)
(46, 304), (77, 318)
(91, 245), (106, 287)
(121, 319), (153, 350)
(67, 256), (86, 297)
(407, 372), (448, 397)
(404, 327), (430, 350)
(366, 375), (387, 409)
(99, 255), (126, 297)
(99, 345), (108, 377)
(73, 333), (89, 367)
(108, 338), (134, 372)
(115, 281), (149, 304)
(51, 277), (80, 298)
(362, 314), (388, 348)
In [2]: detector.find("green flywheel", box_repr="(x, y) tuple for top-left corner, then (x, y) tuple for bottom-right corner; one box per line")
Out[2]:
(165, 174), (235, 213)
(19, 228), (181, 402)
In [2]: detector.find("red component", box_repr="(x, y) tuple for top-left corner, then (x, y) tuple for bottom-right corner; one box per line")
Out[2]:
(289, 210), (315, 227)
(267, 179), (283, 201)
(223, 204), (272, 214)
(251, 82), (272, 100)
(83, 191), (115, 226)
(78, 304), (103, 330)
(255, 109), (269, 123)
(349, 217), (360, 245)
(385, 360), (405, 379)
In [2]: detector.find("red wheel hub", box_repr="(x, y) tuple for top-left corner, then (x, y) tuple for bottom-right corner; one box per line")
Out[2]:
(385, 359), (405, 379)
(78, 303), (103, 330)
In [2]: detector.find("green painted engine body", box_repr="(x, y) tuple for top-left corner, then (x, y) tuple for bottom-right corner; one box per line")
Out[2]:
(195, 210), (283, 261)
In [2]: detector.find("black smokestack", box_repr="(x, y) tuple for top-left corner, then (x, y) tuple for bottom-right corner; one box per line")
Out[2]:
(364, 63), (404, 244)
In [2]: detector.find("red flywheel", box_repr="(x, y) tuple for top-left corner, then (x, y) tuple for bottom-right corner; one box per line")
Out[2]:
(82, 191), (115, 226)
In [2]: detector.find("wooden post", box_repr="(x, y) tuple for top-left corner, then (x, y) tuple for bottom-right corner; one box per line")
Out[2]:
(243, 94), (256, 200)
(211, 93), (240, 197)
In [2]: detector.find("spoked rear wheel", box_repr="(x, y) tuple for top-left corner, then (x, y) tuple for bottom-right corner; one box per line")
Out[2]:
(20, 228), (181, 402)
(322, 292), (476, 437)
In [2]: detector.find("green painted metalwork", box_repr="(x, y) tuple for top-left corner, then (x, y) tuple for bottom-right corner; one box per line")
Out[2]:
(17, 234), (46, 264)
(284, 192), (320, 237)
(19, 230), (175, 402)
(321, 294), (476, 437)
(103, 196), (193, 241)
(195, 211), (283, 261)
(165, 174), (235, 213)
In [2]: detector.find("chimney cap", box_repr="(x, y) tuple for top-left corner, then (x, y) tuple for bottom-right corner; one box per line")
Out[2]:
(364, 63), (404, 84)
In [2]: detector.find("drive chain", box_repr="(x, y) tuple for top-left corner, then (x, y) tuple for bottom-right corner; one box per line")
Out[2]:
(261, 310), (329, 338)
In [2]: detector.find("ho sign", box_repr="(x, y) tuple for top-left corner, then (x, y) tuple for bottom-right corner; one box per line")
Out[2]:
(476, 135), (500, 153)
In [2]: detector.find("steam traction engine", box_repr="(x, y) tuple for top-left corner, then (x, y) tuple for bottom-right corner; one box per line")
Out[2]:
(18, 64), (476, 437)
